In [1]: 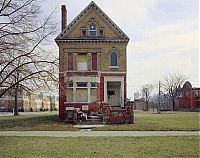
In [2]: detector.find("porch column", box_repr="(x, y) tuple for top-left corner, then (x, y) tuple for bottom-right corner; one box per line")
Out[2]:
(121, 79), (124, 107)
(104, 80), (107, 103)
(88, 82), (90, 103)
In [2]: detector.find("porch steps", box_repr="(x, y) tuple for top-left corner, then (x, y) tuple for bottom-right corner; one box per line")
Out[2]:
(78, 115), (105, 125)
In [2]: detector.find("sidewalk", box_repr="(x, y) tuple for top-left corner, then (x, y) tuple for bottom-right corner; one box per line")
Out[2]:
(0, 131), (199, 137)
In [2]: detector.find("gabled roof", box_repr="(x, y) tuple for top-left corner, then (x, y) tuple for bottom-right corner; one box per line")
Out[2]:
(55, 1), (129, 42)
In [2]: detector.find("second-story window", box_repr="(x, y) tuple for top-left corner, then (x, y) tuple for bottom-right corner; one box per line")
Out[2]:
(68, 53), (73, 70)
(110, 53), (118, 66)
(89, 23), (97, 37)
(77, 54), (87, 71)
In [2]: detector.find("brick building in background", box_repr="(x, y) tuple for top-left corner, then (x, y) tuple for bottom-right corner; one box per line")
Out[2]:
(55, 1), (133, 124)
(0, 88), (58, 112)
(175, 81), (200, 111)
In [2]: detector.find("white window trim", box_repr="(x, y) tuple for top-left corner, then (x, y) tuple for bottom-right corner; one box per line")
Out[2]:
(109, 66), (119, 69)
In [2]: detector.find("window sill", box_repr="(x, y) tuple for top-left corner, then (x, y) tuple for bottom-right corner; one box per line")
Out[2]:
(109, 66), (119, 69)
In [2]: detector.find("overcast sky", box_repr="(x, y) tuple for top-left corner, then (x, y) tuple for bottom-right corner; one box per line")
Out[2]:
(41, 0), (199, 99)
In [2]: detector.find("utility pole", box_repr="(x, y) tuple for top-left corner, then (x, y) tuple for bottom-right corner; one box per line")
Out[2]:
(158, 81), (161, 113)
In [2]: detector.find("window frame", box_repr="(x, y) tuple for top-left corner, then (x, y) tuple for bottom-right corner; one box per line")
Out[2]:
(109, 52), (119, 68)
(77, 54), (88, 71)
(88, 23), (97, 37)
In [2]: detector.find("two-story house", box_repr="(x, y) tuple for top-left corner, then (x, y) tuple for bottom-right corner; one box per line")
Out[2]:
(55, 1), (133, 124)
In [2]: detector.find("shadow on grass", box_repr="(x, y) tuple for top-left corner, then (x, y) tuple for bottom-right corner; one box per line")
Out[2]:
(0, 114), (77, 131)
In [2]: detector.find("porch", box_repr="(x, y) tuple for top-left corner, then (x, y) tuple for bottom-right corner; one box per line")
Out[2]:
(64, 103), (134, 124)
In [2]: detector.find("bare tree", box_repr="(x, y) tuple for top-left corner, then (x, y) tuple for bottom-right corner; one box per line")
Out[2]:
(0, 0), (58, 115)
(162, 73), (186, 111)
(141, 84), (154, 111)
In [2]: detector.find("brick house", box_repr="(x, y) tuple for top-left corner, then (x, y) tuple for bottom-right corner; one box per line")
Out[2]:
(55, 1), (133, 124)
(175, 81), (200, 111)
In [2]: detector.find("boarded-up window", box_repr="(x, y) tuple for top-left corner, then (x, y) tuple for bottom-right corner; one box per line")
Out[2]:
(68, 53), (73, 70)
(77, 54), (87, 71)
(76, 89), (88, 102)
(92, 53), (97, 70)
(91, 89), (97, 102)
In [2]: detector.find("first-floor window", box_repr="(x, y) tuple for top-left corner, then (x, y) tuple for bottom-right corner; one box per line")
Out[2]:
(76, 82), (87, 87)
(91, 82), (97, 88)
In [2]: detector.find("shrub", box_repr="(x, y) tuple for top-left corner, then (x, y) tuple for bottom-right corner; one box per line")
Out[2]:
(21, 107), (24, 112)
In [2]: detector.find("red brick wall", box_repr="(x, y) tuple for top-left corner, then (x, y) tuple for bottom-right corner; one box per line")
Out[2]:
(100, 76), (104, 102)
(66, 71), (98, 76)
(92, 53), (97, 70)
(59, 73), (66, 120)
(175, 88), (200, 110)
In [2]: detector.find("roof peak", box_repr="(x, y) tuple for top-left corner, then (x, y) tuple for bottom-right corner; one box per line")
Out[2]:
(55, 1), (129, 41)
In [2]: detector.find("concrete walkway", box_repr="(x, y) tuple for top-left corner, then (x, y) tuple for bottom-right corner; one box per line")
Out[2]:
(0, 131), (199, 137)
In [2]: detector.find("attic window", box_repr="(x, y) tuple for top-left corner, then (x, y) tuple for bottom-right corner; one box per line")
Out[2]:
(89, 23), (97, 37)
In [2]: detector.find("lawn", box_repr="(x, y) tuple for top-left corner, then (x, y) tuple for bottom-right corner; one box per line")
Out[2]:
(94, 111), (200, 131)
(0, 111), (199, 131)
(0, 136), (199, 158)
(0, 112), (77, 131)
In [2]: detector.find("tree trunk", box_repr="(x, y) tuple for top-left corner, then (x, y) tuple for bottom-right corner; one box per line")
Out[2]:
(172, 98), (175, 111)
(146, 101), (149, 111)
(14, 83), (19, 116)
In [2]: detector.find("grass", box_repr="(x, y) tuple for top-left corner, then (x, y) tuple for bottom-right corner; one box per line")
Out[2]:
(0, 112), (77, 131)
(0, 111), (199, 131)
(0, 136), (199, 158)
(94, 111), (200, 131)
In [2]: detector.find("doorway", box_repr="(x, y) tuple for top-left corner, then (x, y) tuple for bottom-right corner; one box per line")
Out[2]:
(107, 81), (121, 106)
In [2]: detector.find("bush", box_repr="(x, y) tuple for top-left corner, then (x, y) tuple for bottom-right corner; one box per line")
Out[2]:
(21, 107), (24, 112)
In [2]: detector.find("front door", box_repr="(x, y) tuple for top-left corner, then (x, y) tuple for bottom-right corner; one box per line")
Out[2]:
(107, 82), (121, 106)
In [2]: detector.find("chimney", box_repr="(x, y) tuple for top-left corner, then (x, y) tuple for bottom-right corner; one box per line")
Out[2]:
(61, 5), (67, 31)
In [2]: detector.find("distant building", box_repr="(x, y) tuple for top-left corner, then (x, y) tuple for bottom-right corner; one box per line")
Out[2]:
(175, 81), (200, 111)
(0, 89), (58, 112)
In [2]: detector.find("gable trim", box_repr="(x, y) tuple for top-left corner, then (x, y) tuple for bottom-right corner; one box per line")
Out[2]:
(55, 1), (129, 41)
